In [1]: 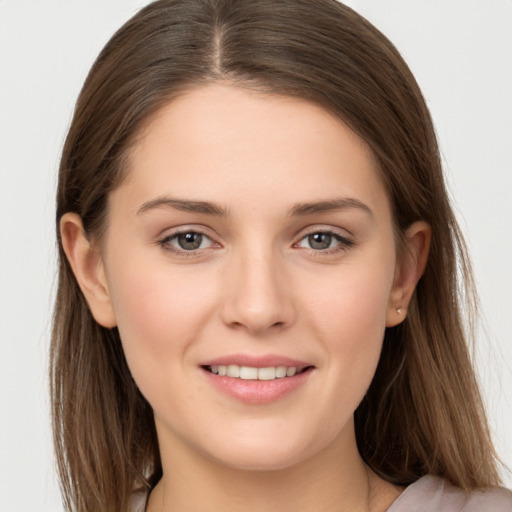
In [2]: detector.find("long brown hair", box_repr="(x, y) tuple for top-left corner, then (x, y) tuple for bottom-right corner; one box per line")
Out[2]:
(51, 1), (501, 510)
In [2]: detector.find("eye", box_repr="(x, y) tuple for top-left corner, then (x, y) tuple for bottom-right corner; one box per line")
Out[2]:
(175, 232), (206, 250)
(296, 230), (354, 252)
(159, 230), (216, 253)
(304, 232), (335, 250)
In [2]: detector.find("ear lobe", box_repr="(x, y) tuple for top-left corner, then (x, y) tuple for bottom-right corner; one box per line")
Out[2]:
(60, 213), (117, 328)
(386, 221), (431, 327)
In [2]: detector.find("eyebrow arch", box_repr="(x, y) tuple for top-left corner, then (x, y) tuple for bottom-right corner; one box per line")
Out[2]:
(289, 197), (374, 217)
(137, 197), (228, 216)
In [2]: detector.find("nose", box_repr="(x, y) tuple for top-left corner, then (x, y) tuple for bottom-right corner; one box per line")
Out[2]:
(220, 245), (295, 335)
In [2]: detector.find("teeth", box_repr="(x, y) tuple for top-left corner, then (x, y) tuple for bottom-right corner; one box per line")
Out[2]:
(208, 365), (301, 380)
(227, 364), (240, 378)
(275, 366), (287, 378)
(286, 367), (297, 377)
(240, 366), (258, 380)
(258, 367), (276, 380)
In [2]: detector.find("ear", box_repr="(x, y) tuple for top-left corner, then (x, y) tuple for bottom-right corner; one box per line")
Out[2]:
(386, 221), (431, 327)
(60, 213), (117, 328)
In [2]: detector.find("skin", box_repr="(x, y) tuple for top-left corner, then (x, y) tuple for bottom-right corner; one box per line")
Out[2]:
(61, 84), (430, 512)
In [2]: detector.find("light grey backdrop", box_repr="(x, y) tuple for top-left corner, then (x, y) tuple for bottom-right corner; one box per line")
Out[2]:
(1, 1), (511, 510)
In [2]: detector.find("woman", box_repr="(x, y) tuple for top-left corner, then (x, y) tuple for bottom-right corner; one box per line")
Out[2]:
(51, 1), (512, 511)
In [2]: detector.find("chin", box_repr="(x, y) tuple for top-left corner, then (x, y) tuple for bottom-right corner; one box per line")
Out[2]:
(200, 424), (338, 473)
(210, 446), (308, 472)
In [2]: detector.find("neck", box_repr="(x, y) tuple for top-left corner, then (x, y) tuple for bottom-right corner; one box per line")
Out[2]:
(147, 423), (401, 512)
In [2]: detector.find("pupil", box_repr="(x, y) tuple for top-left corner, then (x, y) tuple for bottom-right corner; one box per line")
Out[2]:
(309, 233), (332, 250)
(178, 232), (202, 250)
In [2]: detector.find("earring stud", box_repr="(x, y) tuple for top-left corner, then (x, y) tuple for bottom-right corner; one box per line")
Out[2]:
(397, 307), (402, 314)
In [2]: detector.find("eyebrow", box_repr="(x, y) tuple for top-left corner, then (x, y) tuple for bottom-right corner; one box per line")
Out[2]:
(137, 197), (228, 216)
(137, 196), (373, 218)
(289, 197), (374, 217)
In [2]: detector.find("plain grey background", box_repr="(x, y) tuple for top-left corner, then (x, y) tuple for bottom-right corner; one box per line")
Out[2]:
(1, 1), (511, 510)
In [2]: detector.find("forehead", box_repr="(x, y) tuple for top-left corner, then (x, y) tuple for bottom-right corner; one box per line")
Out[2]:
(117, 83), (390, 218)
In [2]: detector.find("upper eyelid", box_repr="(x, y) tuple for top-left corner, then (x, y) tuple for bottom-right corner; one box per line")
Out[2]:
(162, 230), (215, 243)
(157, 226), (218, 250)
(157, 224), (217, 240)
(296, 232), (354, 247)
(295, 224), (355, 240)
(155, 225), (355, 246)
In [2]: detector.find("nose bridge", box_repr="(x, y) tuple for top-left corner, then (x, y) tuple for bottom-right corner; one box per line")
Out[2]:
(221, 238), (293, 334)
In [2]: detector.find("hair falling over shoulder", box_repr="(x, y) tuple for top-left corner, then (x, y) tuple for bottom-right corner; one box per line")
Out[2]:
(51, 1), (502, 510)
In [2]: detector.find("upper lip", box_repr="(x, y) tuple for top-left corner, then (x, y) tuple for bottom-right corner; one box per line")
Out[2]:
(200, 354), (313, 371)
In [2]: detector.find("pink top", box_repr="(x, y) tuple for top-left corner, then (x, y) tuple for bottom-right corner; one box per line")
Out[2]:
(130, 475), (512, 511)
(387, 475), (512, 511)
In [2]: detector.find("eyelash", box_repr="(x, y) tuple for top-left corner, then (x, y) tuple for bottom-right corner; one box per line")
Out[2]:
(294, 230), (355, 255)
(157, 228), (355, 257)
(158, 229), (217, 256)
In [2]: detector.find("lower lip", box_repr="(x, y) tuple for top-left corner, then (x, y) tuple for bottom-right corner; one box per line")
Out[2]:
(202, 368), (313, 404)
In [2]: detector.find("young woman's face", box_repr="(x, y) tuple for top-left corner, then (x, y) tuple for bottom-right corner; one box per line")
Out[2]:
(99, 84), (405, 470)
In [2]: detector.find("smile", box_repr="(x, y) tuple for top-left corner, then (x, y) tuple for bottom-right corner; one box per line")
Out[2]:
(201, 362), (314, 404)
(206, 364), (308, 380)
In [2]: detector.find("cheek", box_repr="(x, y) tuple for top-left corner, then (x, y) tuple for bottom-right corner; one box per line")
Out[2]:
(302, 258), (394, 393)
(105, 255), (217, 386)
(307, 261), (393, 338)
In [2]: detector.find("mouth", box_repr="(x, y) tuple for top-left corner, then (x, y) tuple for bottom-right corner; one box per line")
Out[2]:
(202, 364), (313, 381)
(199, 355), (315, 403)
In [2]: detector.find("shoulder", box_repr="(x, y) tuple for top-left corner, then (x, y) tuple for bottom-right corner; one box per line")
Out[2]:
(129, 490), (148, 512)
(387, 475), (512, 512)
